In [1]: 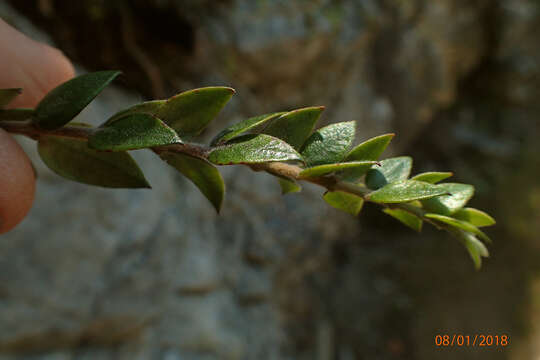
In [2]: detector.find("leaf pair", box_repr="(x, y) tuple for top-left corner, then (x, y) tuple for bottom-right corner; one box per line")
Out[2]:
(208, 107), (326, 165)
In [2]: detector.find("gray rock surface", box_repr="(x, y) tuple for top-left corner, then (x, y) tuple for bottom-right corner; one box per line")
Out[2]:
(1, 1), (540, 359)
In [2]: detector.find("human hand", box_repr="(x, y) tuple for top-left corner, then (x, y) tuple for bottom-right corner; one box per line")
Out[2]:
(0, 18), (74, 233)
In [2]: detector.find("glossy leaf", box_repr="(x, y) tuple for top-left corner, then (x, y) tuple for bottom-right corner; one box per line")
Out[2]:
(0, 88), (22, 108)
(210, 112), (285, 146)
(89, 113), (181, 151)
(366, 180), (448, 203)
(422, 183), (474, 215)
(411, 172), (453, 184)
(323, 191), (364, 216)
(278, 178), (301, 195)
(453, 207), (496, 227)
(38, 136), (150, 188)
(458, 230), (489, 270)
(300, 121), (355, 166)
(160, 152), (224, 212)
(365, 157), (412, 190)
(155, 86), (234, 136)
(424, 213), (491, 243)
(208, 134), (302, 165)
(263, 106), (324, 149)
(299, 161), (378, 178)
(102, 100), (166, 126)
(34, 71), (121, 130)
(383, 208), (422, 232)
(341, 133), (394, 182)
(346, 133), (394, 161)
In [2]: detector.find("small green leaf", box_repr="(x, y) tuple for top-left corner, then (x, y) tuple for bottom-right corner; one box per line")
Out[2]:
(155, 87), (234, 137)
(0, 88), (22, 108)
(411, 172), (453, 184)
(300, 121), (355, 166)
(102, 100), (166, 126)
(323, 191), (364, 216)
(38, 135), (150, 188)
(299, 161), (379, 178)
(263, 106), (324, 149)
(341, 133), (395, 182)
(458, 230), (489, 270)
(366, 180), (448, 203)
(278, 178), (301, 195)
(383, 208), (423, 232)
(160, 152), (224, 212)
(89, 113), (181, 151)
(208, 134), (302, 165)
(365, 156), (412, 190)
(424, 213), (491, 243)
(346, 133), (394, 161)
(210, 112), (285, 146)
(421, 183), (474, 215)
(34, 71), (121, 130)
(453, 207), (496, 227)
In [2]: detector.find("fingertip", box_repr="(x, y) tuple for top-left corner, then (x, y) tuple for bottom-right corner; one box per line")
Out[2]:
(0, 129), (36, 234)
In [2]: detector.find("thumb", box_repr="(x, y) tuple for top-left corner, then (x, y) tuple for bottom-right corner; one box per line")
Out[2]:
(0, 19), (74, 233)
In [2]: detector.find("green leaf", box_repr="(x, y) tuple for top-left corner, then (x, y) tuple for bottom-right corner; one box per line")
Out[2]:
(300, 121), (355, 166)
(155, 86), (234, 137)
(346, 133), (394, 161)
(208, 134), (302, 165)
(37, 135), (150, 188)
(366, 180), (448, 203)
(453, 207), (496, 227)
(262, 106), (324, 149)
(160, 152), (224, 212)
(383, 208), (423, 232)
(323, 191), (364, 216)
(278, 178), (301, 195)
(421, 183), (474, 215)
(365, 157), (412, 190)
(458, 230), (489, 270)
(299, 161), (379, 178)
(34, 71), (121, 130)
(424, 213), (491, 243)
(88, 113), (181, 151)
(210, 112), (285, 146)
(0, 108), (34, 121)
(0, 88), (22, 108)
(341, 133), (394, 181)
(102, 100), (166, 126)
(411, 172), (453, 184)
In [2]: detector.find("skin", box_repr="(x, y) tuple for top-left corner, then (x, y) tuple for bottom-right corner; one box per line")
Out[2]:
(0, 19), (74, 233)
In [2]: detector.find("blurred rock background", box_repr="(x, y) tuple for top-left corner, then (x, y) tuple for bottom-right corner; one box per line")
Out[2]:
(0, 0), (539, 359)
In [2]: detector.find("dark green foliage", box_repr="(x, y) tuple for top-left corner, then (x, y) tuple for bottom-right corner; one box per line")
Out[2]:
(38, 135), (150, 188)
(301, 121), (355, 166)
(278, 178), (301, 195)
(383, 208), (423, 232)
(0, 88), (22, 108)
(0, 71), (496, 269)
(366, 180), (448, 203)
(323, 191), (364, 216)
(155, 86), (234, 137)
(160, 152), (225, 212)
(211, 112), (285, 146)
(34, 71), (120, 130)
(262, 106), (324, 149)
(89, 113), (181, 151)
(299, 161), (378, 178)
(208, 134), (302, 164)
(365, 157), (412, 190)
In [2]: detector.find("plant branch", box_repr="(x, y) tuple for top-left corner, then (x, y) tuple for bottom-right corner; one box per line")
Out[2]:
(0, 119), (447, 229)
